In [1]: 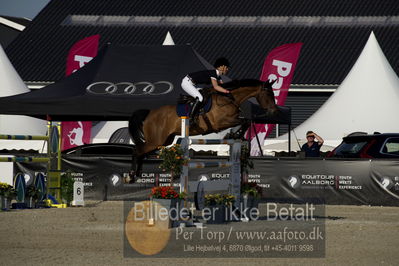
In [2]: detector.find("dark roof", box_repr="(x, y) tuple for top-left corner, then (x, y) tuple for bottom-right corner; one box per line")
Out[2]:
(5, 0), (399, 85)
(29, 0), (399, 17)
(0, 16), (30, 48)
(0, 25), (20, 48)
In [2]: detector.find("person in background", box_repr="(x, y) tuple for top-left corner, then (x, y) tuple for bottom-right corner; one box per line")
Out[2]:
(181, 57), (231, 119)
(301, 131), (324, 157)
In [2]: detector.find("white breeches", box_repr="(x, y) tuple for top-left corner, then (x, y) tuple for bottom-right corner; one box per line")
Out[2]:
(181, 76), (203, 102)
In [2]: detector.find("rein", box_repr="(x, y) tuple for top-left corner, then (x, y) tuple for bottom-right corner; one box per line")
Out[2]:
(214, 92), (240, 109)
(208, 79), (269, 113)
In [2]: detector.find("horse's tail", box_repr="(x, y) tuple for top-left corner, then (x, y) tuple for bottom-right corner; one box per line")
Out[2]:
(128, 109), (150, 145)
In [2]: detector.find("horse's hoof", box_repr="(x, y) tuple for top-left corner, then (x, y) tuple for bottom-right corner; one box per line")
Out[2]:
(128, 171), (137, 183)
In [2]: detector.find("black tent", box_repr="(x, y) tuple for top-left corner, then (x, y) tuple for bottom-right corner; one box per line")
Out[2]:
(0, 45), (214, 121)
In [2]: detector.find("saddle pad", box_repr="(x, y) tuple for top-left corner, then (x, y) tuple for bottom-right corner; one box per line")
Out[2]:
(176, 97), (212, 117)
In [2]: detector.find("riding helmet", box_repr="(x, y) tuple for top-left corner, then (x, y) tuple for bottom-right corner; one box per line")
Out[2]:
(214, 57), (231, 68)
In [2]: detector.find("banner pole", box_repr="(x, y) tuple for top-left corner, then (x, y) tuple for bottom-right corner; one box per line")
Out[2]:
(46, 120), (51, 203)
(252, 123), (263, 156)
(288, 123), (292, 154)
(57, 122), (62, 170)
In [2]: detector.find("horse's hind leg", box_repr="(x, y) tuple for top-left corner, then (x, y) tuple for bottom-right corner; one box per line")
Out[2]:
(129, 146), (137, 182)
(129, 126), (167, 181)
(129, 145), (145, 182)
(141, 110), (180, 153)
(129, 107), (180, 180)
(135, 155), (144, 179)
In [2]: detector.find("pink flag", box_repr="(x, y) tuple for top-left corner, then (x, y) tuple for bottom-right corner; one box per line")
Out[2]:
(247, 43), (302, 156)
(65, 34), (100, 76)
(61, 121), (92, 150)
(62, 35), (100, 150)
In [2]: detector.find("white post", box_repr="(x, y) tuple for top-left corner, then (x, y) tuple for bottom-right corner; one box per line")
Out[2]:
(229, 141), (241, 209)
(71, 181), (84, 206)
(180, 117), (189, 194)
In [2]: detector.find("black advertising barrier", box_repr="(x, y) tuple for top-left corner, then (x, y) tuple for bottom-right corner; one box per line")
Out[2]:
(248, 158), (399, 206)
(15, 156), (399, 206)
(369, 160), (399, 202)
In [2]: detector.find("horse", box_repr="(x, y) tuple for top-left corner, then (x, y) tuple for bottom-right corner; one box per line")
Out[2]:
(128, 79), (278, 178)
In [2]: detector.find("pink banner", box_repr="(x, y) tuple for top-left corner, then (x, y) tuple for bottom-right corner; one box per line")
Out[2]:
(62, 35), (100, 150)
(61, 121), (92, 150)
(247, 43), (302, 155)
(65, 34), (100, 76)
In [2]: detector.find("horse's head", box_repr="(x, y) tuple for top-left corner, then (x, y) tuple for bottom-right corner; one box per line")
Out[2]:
(223, 79), (278, 114)
(255, 79), (278, 114)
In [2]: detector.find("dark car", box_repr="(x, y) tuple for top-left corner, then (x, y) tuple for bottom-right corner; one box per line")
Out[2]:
(327, 132), (399, 158)
(62, 143), (135, 156)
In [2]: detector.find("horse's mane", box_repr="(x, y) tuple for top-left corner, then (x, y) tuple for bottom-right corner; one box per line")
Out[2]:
(221, 79), (263, 90)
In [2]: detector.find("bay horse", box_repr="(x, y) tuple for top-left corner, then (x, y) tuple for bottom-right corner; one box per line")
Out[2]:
(128, 79), (278, 178)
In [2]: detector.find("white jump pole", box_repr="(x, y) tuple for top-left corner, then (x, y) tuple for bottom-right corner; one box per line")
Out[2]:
(180, 116), (190, 194)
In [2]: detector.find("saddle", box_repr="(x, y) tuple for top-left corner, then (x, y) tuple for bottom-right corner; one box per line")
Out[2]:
(176, 89), (212, 117)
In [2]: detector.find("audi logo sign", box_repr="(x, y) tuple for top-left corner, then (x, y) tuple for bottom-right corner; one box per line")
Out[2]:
(86, 81), (174, 96)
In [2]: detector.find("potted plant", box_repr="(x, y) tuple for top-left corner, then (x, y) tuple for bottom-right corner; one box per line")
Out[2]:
(61, 171), (74, 206)
(149, 186), (186, 228)
(0, 182), (5, 210)
(158, 144), (188, 185)
(0, 182), (16, 210)
(26, 185), (40, 208)
(0, 182), (7, 210)
(150, 186), (186, 207)
(204, 193), (235, 224)
(241, 181), (262, 220)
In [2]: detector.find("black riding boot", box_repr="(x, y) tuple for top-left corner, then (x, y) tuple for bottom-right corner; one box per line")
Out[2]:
(190, 97), (202, 124)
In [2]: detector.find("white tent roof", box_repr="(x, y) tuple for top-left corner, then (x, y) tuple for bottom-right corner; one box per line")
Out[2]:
(0, 45), (47, 151)
(162, 31), (175, 45)
(269, 31), (399, 151)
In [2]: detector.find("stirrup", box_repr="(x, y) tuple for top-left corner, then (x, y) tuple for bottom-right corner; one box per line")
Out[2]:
(190, 98), (201, 118)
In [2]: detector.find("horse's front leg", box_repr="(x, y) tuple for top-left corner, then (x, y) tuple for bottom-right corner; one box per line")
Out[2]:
(238, 120), (251, 139)
(135, 155), (144, 178)
(224, 119), (250, 140)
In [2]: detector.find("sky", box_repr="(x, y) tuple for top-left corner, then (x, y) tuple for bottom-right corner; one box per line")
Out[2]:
(0, 0), (51, 19)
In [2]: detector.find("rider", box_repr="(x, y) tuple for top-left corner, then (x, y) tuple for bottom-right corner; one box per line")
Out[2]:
(181, 57), (231, 119)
